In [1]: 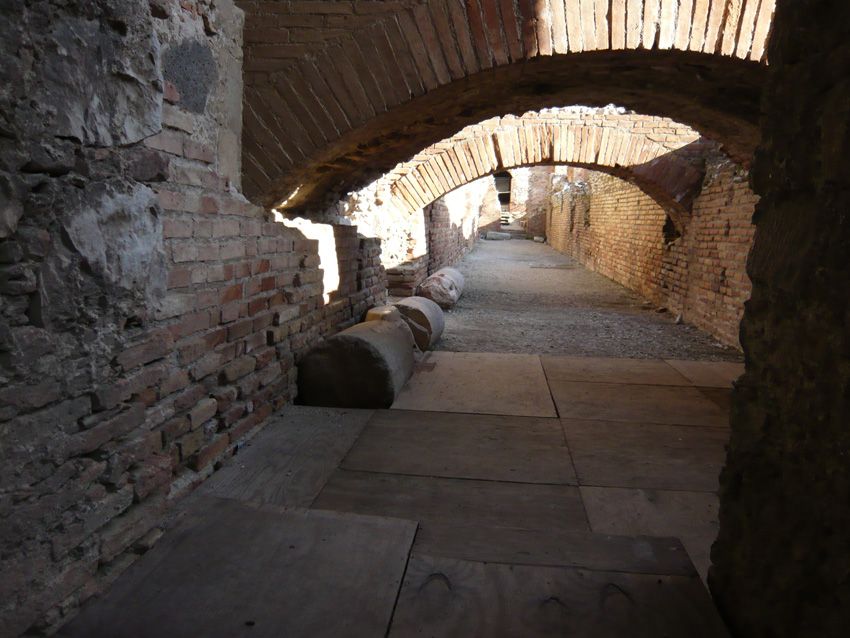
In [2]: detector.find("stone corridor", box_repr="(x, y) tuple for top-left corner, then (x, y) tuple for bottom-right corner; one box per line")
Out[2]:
(59, 352), (739, 637)
(436, 239), (743, 360)
(58, 239), (741, 637)
(4, 2), (849, 636)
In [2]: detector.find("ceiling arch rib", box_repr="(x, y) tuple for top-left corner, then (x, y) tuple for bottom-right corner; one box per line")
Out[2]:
(370, 109), (711, 229)
(240, 1), (774, 210)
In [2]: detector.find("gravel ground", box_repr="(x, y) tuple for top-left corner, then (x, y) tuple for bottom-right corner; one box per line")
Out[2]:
(432, 239), (743, 361)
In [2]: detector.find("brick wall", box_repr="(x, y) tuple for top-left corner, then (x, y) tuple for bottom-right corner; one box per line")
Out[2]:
(547, 160), (756, 347)
(426, 176), (495, 274)
(524, 166), (557, 237)
(237, 0), (772, 210)
(0, 2), (387, 634)
(354, 176), (496, 296)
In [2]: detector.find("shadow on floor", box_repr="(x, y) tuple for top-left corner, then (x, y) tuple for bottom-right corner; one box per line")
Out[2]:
(60, 354), (739, 638)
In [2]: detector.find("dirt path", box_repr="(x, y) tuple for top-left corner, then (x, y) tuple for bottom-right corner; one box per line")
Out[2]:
(434, 239), (742, 361)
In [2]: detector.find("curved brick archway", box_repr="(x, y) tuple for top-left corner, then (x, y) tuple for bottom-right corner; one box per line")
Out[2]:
(371, 109), (710, 228)
(239, 0), (775, 210)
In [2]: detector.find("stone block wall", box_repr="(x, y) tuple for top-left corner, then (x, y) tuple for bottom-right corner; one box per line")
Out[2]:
(547, 160), (756, 347)
(711, 1), (850, 635)
(0, 1), (386, 634)
(478, 178), (503, 233)
(351, 175), (496, 296)
(508, 167), (530, 222)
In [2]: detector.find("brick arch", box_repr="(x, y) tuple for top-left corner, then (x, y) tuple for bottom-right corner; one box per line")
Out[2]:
(372, 109), (710, 229)
(241, 0), (774, 210)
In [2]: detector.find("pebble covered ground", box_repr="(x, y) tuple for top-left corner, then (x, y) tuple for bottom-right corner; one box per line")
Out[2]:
(433, 239), (743, 361)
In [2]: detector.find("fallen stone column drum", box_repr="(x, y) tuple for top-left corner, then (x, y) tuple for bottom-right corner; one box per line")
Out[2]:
(393, 296), (445, 350)
(418, 267), (465, 309)
(297, 320), (415, 408)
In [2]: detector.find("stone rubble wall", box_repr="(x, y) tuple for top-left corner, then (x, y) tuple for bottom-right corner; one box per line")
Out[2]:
(508, 167), (531, 222)
(425, 177), (497, 276)
(0, 1), (385, 634)
(377, 109), (706, 222)
(711, 1), (850, 635)
(339, 175), (497, 297)
(522, 166), (559, 237)
(547, 158), (756, 348)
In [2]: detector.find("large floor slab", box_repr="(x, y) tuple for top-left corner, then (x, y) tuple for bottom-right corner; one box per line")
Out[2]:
(392, 351), (557, 417)
(388, 554), (729, 638)
(542, 356), (691, 386)
(59, 497), (416, 638)
(697, 387), (733, 412)
(413, 523), (696, 576)
(342, 410), (576, 484)
(665, 360), (745, 388)
(549, 380), (729, 427)
(198, 405), (372, 508)
(562, 419), (726, 492)
(313, 469), (589, 534)
(580, 486), (721, 582)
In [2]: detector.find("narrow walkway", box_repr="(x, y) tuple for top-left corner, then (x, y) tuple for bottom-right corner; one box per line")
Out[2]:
(437, 239), (742, 360)
(60, 355), (738, 637)
(60, 240), (740, 637)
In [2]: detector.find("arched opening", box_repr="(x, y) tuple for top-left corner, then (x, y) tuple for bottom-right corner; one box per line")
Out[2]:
(240, 1), (773, 212)
(9, 2), (850, 637)
(248, 50), (765, 211)
(262, 105), (756, 594)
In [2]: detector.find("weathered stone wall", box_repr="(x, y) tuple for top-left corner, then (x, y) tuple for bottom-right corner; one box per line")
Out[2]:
(547, 159), (756, 347)
(710, 1), (850, 635)
(426, 176), (496, 275)
(524, 166), (557, 237)
(0, 2), (386, 634)
(508, 167), (530, 222)
(478, 177), (502, 233)
(341, 175), (495, 297)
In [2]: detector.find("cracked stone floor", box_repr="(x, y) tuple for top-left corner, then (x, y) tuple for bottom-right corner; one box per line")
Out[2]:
(60, 352), (739, 637)
(60, 240), (741, 637)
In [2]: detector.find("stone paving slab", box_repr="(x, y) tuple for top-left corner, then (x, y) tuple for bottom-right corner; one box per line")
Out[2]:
(388, 554), (729, 637)
(580, 486), (721, 583)
(59, 497), (416, 638)
(413, 523), (696, 576)
(197, 405), (373, 508)
(392, 351), (557, 417)
(342, 409), (576, 484)
(549, 380), (729, 427)
(562, 418), (727, 492)
(313, 470), (588, 534)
